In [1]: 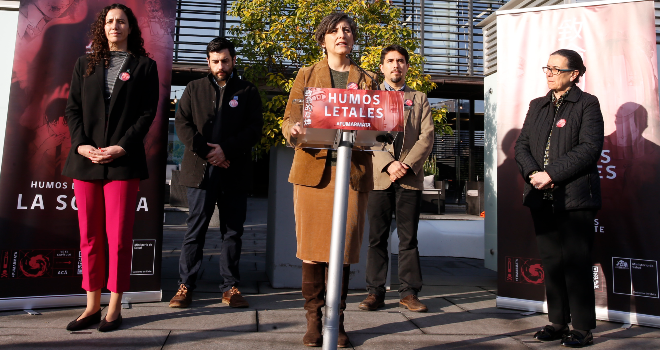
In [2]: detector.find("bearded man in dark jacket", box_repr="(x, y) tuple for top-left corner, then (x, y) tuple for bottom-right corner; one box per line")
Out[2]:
(169, 37), (263, 309)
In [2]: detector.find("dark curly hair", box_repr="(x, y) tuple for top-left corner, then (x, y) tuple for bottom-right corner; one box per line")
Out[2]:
(85, 3), (149, 76)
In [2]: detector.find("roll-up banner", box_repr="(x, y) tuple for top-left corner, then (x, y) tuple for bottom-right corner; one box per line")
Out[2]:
(496, 0), (660, 326)
(0, 0), (176, 310)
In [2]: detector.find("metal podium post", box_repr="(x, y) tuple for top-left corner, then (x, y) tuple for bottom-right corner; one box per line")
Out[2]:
(323, 130), (355, 350)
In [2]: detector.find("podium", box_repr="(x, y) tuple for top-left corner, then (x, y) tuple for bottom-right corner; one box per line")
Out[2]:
(289, 87), (405, 350)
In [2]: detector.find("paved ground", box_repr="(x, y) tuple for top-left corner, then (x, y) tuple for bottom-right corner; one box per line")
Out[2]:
(1, 198), (659, 349)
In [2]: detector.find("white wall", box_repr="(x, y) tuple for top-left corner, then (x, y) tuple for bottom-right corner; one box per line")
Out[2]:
(0, 8), (19, 170)
(483, 73), (498, 271)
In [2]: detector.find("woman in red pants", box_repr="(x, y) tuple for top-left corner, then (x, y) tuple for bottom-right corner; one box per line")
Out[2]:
(62, 3), (159, 332)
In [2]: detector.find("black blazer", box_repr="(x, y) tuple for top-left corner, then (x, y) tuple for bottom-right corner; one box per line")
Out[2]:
(514, 86), (604, 211)
(174, 72), (263, 189)
(62, 54), (159, 180)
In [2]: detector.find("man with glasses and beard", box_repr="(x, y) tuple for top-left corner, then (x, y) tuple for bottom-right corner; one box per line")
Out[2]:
(170, 37), (263, 308)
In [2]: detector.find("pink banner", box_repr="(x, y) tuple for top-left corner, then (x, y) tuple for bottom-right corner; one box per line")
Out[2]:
(496, 0), (660, 319)
(303, 87), (404, 131)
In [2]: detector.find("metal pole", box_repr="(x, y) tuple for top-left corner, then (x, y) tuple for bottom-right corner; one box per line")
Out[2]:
(419, 0), (425, 72)
(468, 99), (475, 181)
(174, 0), (182, 62)
(468, 0), (473, 76)
(455, 100), (461, 203)
(322, 131), (355, 350)
(220, 0), (228, 38)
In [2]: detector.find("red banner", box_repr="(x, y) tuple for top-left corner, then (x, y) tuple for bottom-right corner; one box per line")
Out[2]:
(303, 87), (404, 131)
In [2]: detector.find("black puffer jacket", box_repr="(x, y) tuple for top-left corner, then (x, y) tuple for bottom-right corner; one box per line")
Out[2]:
(514, 86), (604, 211)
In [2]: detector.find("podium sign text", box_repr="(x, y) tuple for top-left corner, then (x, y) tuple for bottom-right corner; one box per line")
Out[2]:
(303, 88), (404, 131)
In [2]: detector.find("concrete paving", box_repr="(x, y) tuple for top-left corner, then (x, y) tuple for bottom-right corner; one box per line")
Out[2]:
(1, 198), (658, 349)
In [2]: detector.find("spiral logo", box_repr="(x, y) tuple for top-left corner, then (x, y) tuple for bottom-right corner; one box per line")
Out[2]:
(19, 252), (50, 278)
(522, 260), (545, 284)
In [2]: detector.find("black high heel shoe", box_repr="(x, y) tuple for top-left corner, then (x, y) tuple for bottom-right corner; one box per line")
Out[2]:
(98, 313), (123, 332)
(66, 309), (102, 331)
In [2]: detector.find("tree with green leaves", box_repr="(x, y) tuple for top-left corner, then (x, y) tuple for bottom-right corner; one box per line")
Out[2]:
(228, 0), (451, 157)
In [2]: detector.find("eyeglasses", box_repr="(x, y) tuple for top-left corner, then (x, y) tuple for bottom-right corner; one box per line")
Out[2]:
(542, 67), (575, 75)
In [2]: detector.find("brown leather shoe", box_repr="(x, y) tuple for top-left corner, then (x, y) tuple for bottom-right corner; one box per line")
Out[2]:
(399, 295), (428, 312)
(222, 286), (249, 308)
(169, 284), (192, 308)
(358, 294), (385, 311)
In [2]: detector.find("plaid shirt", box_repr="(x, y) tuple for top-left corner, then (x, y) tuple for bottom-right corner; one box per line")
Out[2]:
(542, 88), (571, 200)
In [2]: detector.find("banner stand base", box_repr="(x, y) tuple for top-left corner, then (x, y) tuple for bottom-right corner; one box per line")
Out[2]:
(0, 290), (162, 311)
(497, 296), (660, 328)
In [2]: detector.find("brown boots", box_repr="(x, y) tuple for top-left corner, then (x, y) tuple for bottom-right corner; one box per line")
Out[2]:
(302, 263), (325, 347)
(301, 263), (351, 348)
(337, 265), (350, 348)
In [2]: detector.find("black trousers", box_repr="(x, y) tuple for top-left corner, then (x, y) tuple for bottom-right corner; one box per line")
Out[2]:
(178, 165), (247, 292)
(366, 183), (423, 298)
(531, 201), (597, 330)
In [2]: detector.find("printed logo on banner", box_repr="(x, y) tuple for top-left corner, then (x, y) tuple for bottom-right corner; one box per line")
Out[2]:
(131, 239), (156, 275)
(593, 264), (606, 292)
(612, 257), (659, 298)
(18, 250), (53, 278)
(1, 251), (10, 278)
(615, 259), (629, 269)
(53, 250), (76, 276)
(0, 249), (81, 279)
(505, 257), (544, 284)
(77, 251), (83, 275)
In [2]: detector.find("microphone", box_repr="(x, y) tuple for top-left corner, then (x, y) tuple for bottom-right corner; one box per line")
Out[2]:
(347, 55), (381, 88)
(376, 133), (395, 144)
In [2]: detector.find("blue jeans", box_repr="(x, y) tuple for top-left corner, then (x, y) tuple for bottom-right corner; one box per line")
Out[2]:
(177, 165), (247, 292)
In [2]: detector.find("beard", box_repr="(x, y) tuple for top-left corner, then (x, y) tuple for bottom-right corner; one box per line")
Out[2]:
(213, 66), (233, 82)
(390, 74), (402, 84)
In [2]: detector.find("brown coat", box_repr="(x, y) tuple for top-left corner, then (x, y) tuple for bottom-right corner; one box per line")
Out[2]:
(282, 58), (377, 192)
(371, 85), (435, 190)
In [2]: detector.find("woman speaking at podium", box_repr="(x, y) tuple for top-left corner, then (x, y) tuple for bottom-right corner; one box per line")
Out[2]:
(282, 12), (377, 348)
(62, 4), (159, 332)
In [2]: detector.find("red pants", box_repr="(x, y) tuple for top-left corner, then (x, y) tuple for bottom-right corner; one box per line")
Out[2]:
(74, 179), (139, 293)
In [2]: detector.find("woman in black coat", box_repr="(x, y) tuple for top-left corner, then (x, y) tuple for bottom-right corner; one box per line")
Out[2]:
(62, 4), (159, 332)
(515, 49), (604, 348)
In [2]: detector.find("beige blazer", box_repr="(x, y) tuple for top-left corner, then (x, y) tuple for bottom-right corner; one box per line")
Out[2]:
(371, 84), (435, 190)
(282, 58), (377, 192)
